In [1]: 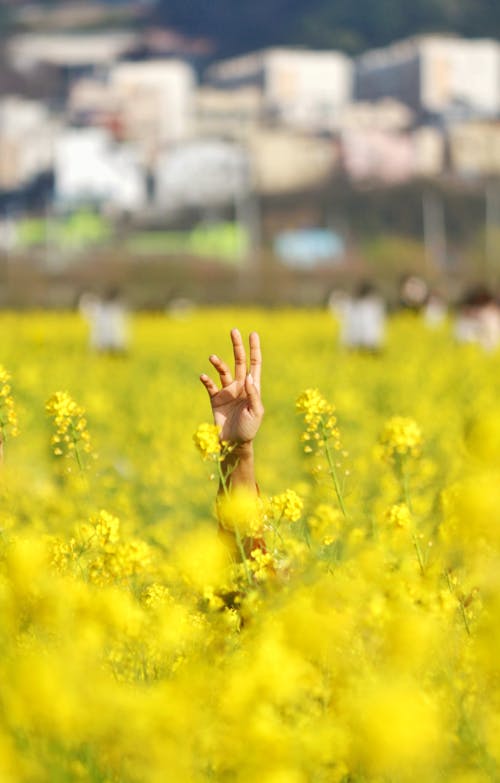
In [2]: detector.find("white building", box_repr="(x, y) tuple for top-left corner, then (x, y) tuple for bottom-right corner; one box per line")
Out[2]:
(340, 126), (444, 184)
(207, 48), (353, 132)
(334, 98), (414, 132)
(248, 130), (336, 193)
(155, 139), (250, 209)
(355, 35), (500, 121)
(0, 97), (59, 189)
(448, 121), (500, 177)
(196, 86), (263, 139)
(6, 32), (137, 71)
(110, 60), (196, 158)
(54, 128), (147, 212)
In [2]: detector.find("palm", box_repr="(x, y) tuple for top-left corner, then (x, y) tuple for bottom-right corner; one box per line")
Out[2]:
(211, 382), (259, 444)
(200, 329), (263, 446)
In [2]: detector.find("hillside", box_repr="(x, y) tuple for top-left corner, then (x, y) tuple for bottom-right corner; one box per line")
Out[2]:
(151, 0), (500, 56)
(3, 0), (500, 58)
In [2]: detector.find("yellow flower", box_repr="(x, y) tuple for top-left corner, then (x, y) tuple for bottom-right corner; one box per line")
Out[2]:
(0, 364), (19, 441)
(379, 416), (422, 461)
(269, 489), (304, 523)
(296, 388), (342, 453)
(384, 503), (412, 530)
(249, 548), (276, 581)
(193, 422), (222, 460)
(217, 487), (264, 536)
(45, 391), (92, 464)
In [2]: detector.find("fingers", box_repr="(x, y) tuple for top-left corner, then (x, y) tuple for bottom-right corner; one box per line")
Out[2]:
(199, 373), (219, 398)
(204, 330), (261, 392)
(209, 354), (233, 387)
(231, 328), (247, 383)
(245, 373), (264, 418)
(249, 331), (262, 391)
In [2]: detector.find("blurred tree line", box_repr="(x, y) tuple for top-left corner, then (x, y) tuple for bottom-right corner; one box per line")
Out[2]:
(4, 1), (500, 56)
(152, 0), (500, 56)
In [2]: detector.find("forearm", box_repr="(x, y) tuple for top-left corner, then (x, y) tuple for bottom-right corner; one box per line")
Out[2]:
(218, 440), (265, 557)
(219, 441), (258, 495)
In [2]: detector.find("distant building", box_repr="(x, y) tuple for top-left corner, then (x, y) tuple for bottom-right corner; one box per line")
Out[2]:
(155, 139), (250, 209)
(333, 98), (414, 132)
(341, 129), (415, 184)
(413, 126), (445, 177)
(14, 2), (149, 31)
(448, 121), (500, 177)
(207, 48), (353, 133)
(110, 60), (196, 161)
(341, 126), (443, 184)
(248, 130), (337, 193)
(54, 128), (147, 212)
(196, 86), (263, 140)
(6, 32), (138, 72)
(355, 35), (500, 122)
(68, 77), (119, 125)
(0, 96), (59, 189)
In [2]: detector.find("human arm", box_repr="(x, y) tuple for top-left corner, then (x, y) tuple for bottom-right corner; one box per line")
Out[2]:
(199, 328), (264, 493)
(200, 329), (265, 556)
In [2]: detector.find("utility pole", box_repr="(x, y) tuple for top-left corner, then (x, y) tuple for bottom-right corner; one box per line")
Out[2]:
(422, 189), (447, 273)
(485, 179), (500, 285)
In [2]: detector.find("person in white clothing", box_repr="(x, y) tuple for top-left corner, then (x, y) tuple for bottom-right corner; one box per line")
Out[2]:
(339, 282), (386, 353)
(79, 288), (129, 355)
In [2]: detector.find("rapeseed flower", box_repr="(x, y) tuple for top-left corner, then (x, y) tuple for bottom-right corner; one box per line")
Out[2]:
(268, 489), (304, 523)
(0, 309), (499, 782)
(0, 365), (19, 444)
(45, 390), (92, 468)
(379, 415), (423, 461)
(192, 422), (222, 460)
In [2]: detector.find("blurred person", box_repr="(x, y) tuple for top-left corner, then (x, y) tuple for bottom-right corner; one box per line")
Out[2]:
(454, 285), (500, 352)
(399, 274), (429, 313)
(424, 290), (447, 328)
(328, 288), (351, 323)
(337, 281), (386, 353)
(200, 329), (265, 557)
(79, 287), (129, 355)
(328, 287), (350, 341)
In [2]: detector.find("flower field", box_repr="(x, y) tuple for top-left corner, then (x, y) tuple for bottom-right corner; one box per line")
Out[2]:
(0, 308), (500, 782)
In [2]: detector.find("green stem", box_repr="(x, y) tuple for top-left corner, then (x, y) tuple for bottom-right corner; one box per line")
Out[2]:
(70, 422), (84, 472)
(445, 571), (471, 636)
(398, 459), (425, 575)
(322, 424), (347, 518)
(412, 533), (425, 576)
(400, 462), (413, 513)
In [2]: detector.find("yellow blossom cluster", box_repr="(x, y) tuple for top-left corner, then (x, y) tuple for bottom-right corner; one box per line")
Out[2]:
(50, 509), (152, 586)
(379, 415), (423, 461)
(0, 364), (19, 442)
(45, 390), (92, 465)
(217, 487), (264, 537)
(296, 387), (342, 452)
(192, 421), (222, 459)
(0, 308), (499, 783)
(385, 502), (412, 530)
(268, 488), (304, 522)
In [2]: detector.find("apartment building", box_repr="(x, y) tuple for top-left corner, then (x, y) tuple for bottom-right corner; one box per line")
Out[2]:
(355, 35), (500, 122)
(207, 48), (353, 133)
(0, 96), (59, 189)
(110, 60), (196, 160)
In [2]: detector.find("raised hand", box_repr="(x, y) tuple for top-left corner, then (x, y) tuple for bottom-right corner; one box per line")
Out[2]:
(200, 329), (264, 445)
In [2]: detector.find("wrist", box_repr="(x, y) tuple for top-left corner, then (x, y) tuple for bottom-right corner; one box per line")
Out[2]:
(221, 440), (254, 468)
(219, 440), (256, 492)
(231, 440), (254, 457)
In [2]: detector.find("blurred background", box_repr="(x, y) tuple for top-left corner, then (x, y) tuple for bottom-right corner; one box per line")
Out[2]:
(1, 0), (500, 309)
